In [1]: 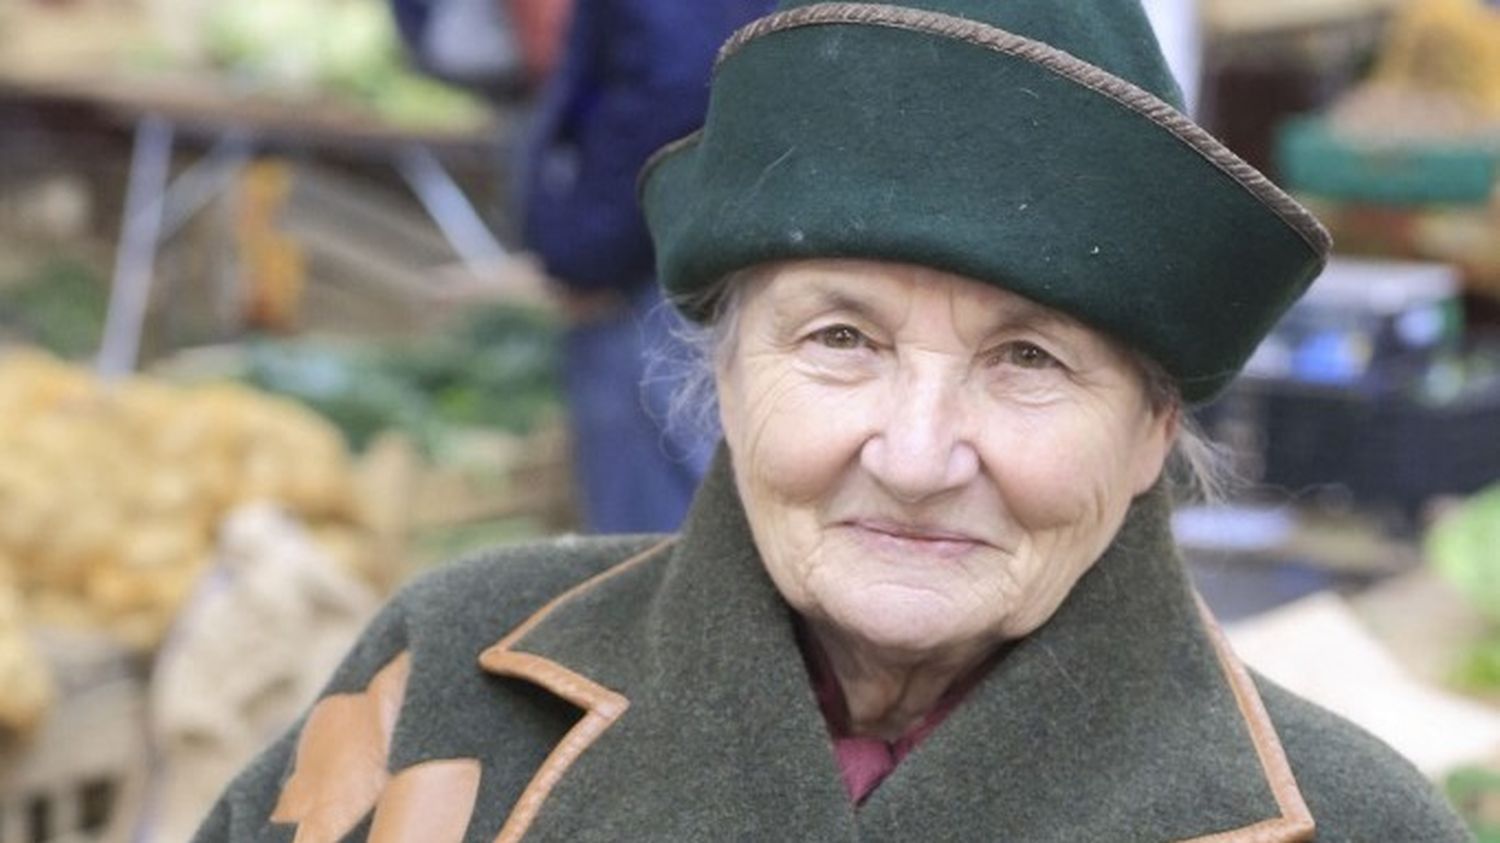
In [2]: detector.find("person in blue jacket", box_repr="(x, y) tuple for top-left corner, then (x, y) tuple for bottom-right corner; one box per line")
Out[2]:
(520, 0), (774, 532)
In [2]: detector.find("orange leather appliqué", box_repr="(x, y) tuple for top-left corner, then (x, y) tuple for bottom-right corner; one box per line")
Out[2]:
(368, 758), (482, 843)
(271, 651), (412, 843)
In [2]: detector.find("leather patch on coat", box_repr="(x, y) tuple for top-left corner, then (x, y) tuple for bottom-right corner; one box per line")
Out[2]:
(368, 758), (482, 843)
(1186, 598), (1315, 843)
(271, 651), (412, 843)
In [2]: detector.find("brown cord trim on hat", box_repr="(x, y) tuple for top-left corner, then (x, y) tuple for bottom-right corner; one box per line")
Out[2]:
(640, 129), (704, 195)
(715, 3), (1331, 257)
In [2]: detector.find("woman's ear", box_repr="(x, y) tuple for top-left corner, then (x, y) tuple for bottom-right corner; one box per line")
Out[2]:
(715, 366), (737, 448)
(1132, 402), (1179, 495)
(713, 326), (744, 455)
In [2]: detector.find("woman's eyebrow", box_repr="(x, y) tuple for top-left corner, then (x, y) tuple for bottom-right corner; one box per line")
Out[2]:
(980, 300), (1084, 337)
(774, 282), (893, 324)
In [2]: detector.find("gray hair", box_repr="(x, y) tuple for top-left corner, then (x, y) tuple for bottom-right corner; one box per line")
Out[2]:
(657, 273), (1233, 505)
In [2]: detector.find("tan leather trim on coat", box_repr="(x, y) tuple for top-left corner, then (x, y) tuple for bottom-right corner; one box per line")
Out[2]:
(478, 538), (675, 843)
(1183, 598), (1316, 843)
(368, 758), (482, 843)
(271, 651), (412, 843)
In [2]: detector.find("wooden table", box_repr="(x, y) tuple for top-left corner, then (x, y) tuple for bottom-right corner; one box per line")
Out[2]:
(0, 68), (519, 374)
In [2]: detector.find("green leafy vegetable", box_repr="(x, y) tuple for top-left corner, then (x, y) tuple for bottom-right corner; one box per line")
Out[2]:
(241, 303), (561, 452)
(203, 0), (487, 129)
(1428, 482), (1500, 621)
(0, 257), (109, 359)
(1445, 766), (1500, 842)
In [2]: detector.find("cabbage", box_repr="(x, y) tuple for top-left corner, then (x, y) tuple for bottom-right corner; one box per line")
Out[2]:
(207, 0), (329, 91)
(202, 0), (483, 130)
(1427, 482), (1500, 620)
(319, 0), (402, 96)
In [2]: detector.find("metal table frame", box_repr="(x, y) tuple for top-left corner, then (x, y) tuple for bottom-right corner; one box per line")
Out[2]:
(95, 108), (510, 378)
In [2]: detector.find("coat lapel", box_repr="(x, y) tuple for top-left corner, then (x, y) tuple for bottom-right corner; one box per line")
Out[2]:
(480, 453), (857, 841)
(854, 487), (1312, 842)
(479, 449), (1312, 842)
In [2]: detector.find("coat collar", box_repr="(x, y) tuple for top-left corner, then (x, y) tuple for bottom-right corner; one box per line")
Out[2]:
(480, 448), (1313, 842)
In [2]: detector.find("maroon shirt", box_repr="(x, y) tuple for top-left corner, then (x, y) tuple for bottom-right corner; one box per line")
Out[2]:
(798, 626), (994, 804)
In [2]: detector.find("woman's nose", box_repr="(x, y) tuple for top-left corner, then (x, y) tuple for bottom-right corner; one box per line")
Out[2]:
(859, 367), (979, 502)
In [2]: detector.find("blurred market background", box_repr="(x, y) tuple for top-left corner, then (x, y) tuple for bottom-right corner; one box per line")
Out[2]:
(3, 0), (1500, 840)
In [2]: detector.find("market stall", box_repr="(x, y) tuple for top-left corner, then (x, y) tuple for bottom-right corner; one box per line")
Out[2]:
(0, 1), (572, 840)
(2, 0), (1499, 840)
(1189, 2), (1500, 834)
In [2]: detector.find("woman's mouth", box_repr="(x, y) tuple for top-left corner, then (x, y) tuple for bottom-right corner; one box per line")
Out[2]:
(841, 519), (986, 560)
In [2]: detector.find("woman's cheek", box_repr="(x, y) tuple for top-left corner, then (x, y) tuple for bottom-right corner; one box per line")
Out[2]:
(746, 377), (873, 503)
(988, 414), (1114, 528)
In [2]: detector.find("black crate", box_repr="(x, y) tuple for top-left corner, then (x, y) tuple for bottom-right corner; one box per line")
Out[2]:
(1199, 376), (1500, 519)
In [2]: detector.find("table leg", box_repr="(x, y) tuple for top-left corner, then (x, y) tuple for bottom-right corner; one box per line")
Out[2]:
(158, 130), (252, 241)
(395, 143), (509, 276)
(97, 115), (174, 379)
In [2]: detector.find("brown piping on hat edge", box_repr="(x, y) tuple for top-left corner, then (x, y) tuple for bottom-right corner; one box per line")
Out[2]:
(638, 128), (704, 204)
(693, 2), (1330, 258)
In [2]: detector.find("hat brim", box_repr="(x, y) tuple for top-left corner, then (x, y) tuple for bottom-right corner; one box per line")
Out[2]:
(642, 7), (1328, 402)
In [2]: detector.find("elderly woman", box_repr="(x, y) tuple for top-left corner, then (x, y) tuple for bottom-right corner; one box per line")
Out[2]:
(197, 1), (1470, 841)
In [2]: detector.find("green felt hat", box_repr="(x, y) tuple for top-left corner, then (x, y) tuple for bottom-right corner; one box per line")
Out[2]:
(639, 0), (1332, 402)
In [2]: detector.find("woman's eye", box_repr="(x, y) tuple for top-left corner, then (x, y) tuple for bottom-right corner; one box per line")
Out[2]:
(810, 324), (868, 351)
(989, 341), (1058, 370)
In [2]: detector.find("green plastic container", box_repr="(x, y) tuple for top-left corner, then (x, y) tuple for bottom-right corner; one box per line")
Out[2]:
(1277, 115), (1500, 205)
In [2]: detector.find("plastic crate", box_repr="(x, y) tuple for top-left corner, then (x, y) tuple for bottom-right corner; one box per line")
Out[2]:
(0, 629), (148, 843)
(1203, 376), (1500, 520)
(1277, 115), (1500, 205)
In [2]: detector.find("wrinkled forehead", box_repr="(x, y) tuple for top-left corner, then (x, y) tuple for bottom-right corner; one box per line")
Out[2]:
(737, 259), (1106, 342)
(713, 258), (1171, 407)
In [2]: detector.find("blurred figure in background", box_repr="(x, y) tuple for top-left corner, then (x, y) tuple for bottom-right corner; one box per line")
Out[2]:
(391, 0), (570, 97)
(520, 0), (773, 533)
(505, 0), (573, 88)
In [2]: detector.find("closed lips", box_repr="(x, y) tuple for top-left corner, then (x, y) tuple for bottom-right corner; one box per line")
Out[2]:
(843, 520), (992, 559)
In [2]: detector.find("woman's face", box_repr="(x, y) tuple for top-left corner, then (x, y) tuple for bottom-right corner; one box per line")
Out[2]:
(717, 259), (1175, 661)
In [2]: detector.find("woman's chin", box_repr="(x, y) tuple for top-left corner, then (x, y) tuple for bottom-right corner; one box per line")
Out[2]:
(819, 587), (991, 659)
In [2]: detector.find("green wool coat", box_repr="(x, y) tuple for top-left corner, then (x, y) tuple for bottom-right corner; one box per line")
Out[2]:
(194, 451), (1472, 842)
